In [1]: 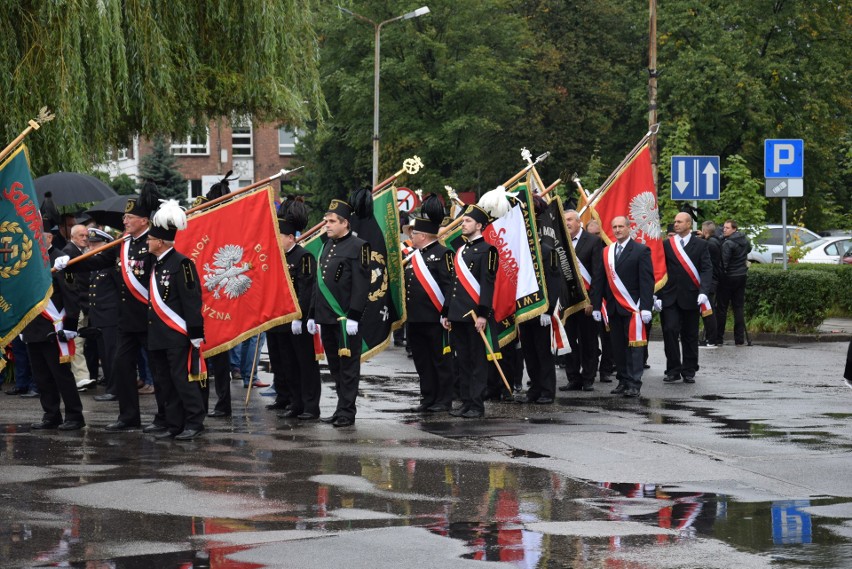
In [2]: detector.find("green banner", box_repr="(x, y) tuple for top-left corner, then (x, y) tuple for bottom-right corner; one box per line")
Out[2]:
(0, 146), (52, 371)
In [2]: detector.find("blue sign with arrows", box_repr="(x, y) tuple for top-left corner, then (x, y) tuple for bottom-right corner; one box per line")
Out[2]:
(670, 156), (720, 201)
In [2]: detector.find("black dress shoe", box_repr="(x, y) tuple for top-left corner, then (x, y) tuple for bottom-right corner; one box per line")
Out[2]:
(448, 408), (468, 417)
(93, 393), (118, 402)
(30, 420), (60, 430)
(266, 401), (289, 410)
(57, 420), (85, 431)
(611, 384), (627, 395)
(5, 387), (24, 395)
(141, 423), (167, 434)
(663, 375), (681, 383)
(643, 364), (651, 369)
(278, 409), (300, 418)
(297, 412), (318, 420)
(175, 428), (203, 440)
(208, 410), (230, 418)
(623, 387), (640, 398)
(319, 415), (337, 423)
(154, 430), (177, 440)
(514, 395), (533, 404)
(105, 421), (141, 432)
(461, 409), (484, 418)
(683, 376), (696, 384)
(599, 374), (614, 383)
(534, 397), (554, 404)
(559, 383), (583, 392)
(426, 404), (450, 412)
(332, 416), (354, 428)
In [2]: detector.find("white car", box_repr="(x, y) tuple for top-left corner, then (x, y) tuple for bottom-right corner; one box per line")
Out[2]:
(799, 236), (852, 264)
(748, 224), (822, 264)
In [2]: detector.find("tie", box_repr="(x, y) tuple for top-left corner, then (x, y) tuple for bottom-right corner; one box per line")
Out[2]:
(681, 238), (686, 248)
(615, 243), (623, 260)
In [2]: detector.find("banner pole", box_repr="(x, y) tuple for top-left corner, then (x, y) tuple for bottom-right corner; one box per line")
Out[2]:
(0, 107), (54, 164)
(244, 334), (263, 407)
(464, 310), (512, 393)
(185, 167), (303, 216)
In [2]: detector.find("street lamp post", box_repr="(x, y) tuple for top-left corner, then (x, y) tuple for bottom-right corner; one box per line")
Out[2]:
(338, 5), (430, 187)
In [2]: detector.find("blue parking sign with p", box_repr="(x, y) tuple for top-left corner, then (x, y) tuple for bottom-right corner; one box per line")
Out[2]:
(765, 139), (804, 178)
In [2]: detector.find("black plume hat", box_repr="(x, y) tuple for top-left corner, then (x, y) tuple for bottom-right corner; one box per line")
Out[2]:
(126, 181), (161, 218)
(349, 187), (373, 220)
(409, 193), (445, 235)
(278, 196), (308, 235)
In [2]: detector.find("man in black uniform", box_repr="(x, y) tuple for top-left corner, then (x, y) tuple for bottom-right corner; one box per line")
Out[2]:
(660, 212), (713, 383)
(442, 204), (499, 418)
(404, 194), (455, 412)
(25, 229), (85, 431)
(271, 198), (321, 420)
(61, 224), (95, 389)
(561, 209), (604, 391)
(85, 228), (121, 401)
(145, 200), (206, 440)
(517, 196), (562, 404)
(54, 183), (165, 431)
(307, 197), (370, 428)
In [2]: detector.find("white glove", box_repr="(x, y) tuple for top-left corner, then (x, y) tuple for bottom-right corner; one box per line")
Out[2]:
(53, 255), (70, 271)
(697, 294), (708, 306)
(641, 310), (652, 324)
(592, 310), (602, 322)
(539, 314), (552, 327)
(653, 295), (662, 312)
(346, 319), (359, 336)
(291, 319), (303, 335)
(57, 330), (77, 341)
(306, 319), (317, 335)
(190, 338), (203, 348)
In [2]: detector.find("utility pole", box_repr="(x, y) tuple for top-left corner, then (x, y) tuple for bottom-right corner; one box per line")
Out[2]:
(648, 0), (658, 187)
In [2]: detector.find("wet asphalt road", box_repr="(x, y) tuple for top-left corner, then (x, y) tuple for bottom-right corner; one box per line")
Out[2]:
(1, 338), (851, 569)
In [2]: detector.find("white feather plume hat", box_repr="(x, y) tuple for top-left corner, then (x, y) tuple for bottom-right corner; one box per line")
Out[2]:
(149, 199), (187, 241)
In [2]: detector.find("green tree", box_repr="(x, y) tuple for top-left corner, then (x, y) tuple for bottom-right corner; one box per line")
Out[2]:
(657, 116), (695, 225)
(110, 174), (137, 196)
(138, 137), (187, 203)
(0, 1), (325, 176)
(716, 154), (768, 232)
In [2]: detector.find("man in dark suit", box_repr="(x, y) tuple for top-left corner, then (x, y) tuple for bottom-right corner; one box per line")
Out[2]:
(404, 195), (455, 412)
(61, 224), (95, 389)
(85, 228), (121, 402)
(24, 230), (85, 431)
(561, 209), (604, 391)
(442, 204), (499, 418)
(660, 212), (713, 383)
(145, 200), (206, 440)
(307, 197), (371, 428)
(592, 216), (654, 397)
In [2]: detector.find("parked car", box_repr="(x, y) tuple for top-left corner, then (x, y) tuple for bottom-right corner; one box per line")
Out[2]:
(842, 242), (852, 265)
(799, 236), (852, 264)
(747, 224), (821, 264)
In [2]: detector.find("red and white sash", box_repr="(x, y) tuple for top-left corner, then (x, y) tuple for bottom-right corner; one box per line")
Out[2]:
(411, 249), (445, 312)
(149, 270), (207, 382)
(121, 237), (149, 304)
(41, 300), (75, 363)
(670, 236), (713, 316)
(604, 243), (647, 346)
(454, 245), (481, 304)
(576, 258), (592, 291)
(549, 301), (571, 355)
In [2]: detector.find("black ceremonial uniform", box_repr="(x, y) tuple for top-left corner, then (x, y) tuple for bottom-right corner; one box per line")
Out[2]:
(23, 246), (84, 427)
(311, 231), (370, 422)
(268, 244), (321, 418)
(519, 241), (561, 402)
(87, 266), (120, 396)
(564, 229), (605, 389)
(445, 236), (498, 416)
(405, 240), (454, 411)
(69, 230), (162, 428)
(146, 248), (206, 435)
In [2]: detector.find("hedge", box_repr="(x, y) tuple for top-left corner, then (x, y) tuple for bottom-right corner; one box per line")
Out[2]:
(744, 264), (852, 332)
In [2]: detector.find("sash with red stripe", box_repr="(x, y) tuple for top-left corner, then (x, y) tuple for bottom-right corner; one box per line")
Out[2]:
(604, 243), (647, 346)
(549, 301), (571, 355)
(149, 270), (207, 382)
(669, 236), (713, 316)
(121, 237), (149, 304)
(576, 258), (592, 291)
(40, 300), (75, 363)
(453, 245), (480, 304)
(411, 249), (445, 313)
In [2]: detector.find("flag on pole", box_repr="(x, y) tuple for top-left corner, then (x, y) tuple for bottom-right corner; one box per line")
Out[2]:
(173, 186), (299, 357)
(589, 143), (667, 290)
(0, 146), (52, 371)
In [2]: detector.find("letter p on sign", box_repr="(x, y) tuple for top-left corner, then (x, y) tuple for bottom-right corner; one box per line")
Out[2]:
(765, 139), (804, 178)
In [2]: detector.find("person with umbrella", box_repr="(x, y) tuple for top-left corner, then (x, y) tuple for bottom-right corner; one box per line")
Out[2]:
(53, 182), (166, 432)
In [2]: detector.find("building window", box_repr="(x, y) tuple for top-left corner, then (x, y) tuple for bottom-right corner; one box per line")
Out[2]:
(189, 179), (203, 198)
(232, 119), (253, 157)
(278, 128), (299, 155)
(171, 131), (210, 155)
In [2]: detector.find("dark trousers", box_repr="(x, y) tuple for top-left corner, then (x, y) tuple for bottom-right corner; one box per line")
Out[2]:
(408, 322), (453, 409)
(26, 341), (84, 424)
(715, 275), (747, 345)
(451, 322), (488, 413)
(565, 311), (599, 386)
(276, 329), (321, 416)
(597, 321), (615, 375)
(148, 345), (206, 433)
(84, 335), (99, 379)
(11, 337), (33, 392)
(608, 311), (645, 390)
(266, 332), (291, 408)
(701, 293), (718, 345)
(201, 352), (231, 415)
(96, 326), (118, 394)
(661, 305), (700, 378)
(111, 329), (163, 426)
(519, 320), (556, 400)
(320, 325), (362, 420)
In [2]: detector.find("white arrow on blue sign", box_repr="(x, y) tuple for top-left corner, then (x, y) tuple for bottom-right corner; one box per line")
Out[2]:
(670, 156), (720, 201)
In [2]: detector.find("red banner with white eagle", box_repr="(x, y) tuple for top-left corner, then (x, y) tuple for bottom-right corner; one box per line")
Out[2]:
(173, 186), (300, 357)
(589, 143), (667, 290)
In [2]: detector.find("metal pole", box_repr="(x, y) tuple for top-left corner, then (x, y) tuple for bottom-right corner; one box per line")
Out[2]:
(372, 23), (382, 188)
(782, 198), (788, 270)
(648, 0), (658, 186)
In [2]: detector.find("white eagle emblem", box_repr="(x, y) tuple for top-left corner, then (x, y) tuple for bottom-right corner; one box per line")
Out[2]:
(203, 245), (253, 299)
(628, 191), (662, 242)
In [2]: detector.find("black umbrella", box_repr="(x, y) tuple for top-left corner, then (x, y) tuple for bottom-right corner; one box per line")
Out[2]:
(34, 172), (117, 208)
(85, 195), (131, 229)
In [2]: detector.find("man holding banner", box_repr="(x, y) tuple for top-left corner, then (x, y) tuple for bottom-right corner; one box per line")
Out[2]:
(308, 197), (371, 428)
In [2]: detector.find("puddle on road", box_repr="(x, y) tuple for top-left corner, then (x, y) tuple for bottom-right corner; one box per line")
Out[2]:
(2, 427), (851, 569)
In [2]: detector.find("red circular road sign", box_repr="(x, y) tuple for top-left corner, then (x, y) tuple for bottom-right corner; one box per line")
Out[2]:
(396, 187), (420, 212)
